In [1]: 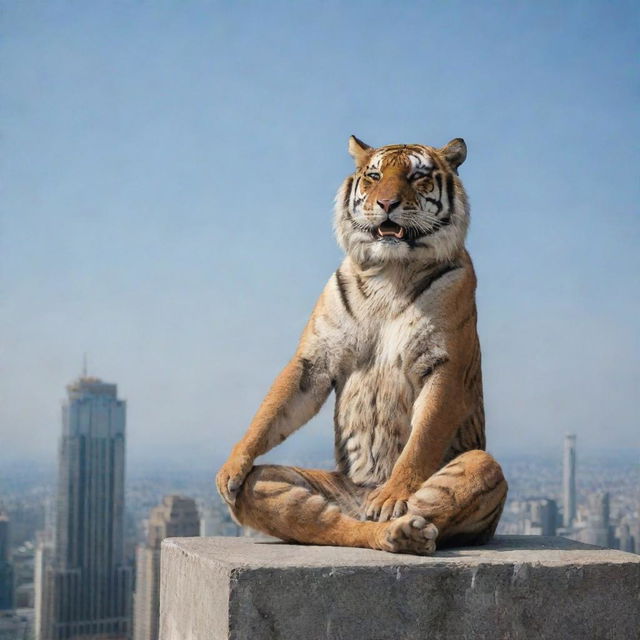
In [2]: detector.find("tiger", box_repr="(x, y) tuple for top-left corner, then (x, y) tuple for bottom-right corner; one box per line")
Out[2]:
(216, 136), (508, 554)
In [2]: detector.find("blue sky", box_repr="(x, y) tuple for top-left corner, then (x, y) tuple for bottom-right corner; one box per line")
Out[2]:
(1, 1), (638, 466)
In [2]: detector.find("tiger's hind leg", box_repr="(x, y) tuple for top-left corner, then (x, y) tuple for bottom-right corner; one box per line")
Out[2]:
(407, 450), (508, 547)
(230, 465), (384, 549)
(230, 464), (419, 551)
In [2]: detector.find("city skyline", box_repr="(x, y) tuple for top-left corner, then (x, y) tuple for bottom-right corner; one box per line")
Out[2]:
(0, 406), (635, 633)
(2, 1), (639, 467)
(498, 433), (639, 553)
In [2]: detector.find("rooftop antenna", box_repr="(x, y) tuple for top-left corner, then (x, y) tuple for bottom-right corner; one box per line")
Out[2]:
(82, 353), (88, 378)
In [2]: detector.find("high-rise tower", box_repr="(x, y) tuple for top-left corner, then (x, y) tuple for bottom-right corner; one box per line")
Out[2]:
(133, 495), (199, 640)
(585, 491), (611, 547)
(38, 376), (131, 640)
(562, 434), (577, 527)
(0, 509), (14, 610)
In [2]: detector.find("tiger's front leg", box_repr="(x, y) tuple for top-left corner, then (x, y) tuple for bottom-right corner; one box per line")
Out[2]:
(364, 360), (465, 523)
(217, 348), (333, 506)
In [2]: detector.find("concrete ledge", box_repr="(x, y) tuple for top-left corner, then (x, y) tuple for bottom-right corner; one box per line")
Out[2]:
(160, 535), (640, 640)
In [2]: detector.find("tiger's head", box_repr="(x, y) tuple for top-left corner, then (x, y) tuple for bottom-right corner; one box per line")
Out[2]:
(334, 136), (470, 267)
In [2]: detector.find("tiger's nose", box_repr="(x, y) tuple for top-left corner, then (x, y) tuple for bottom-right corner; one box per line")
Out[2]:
(377, 198), (401, 213)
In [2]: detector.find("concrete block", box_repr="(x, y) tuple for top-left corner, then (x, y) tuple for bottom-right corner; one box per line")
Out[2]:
(160, 535), (640, 640)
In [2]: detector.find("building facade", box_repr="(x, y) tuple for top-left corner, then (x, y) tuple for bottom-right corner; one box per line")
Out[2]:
(0, 510), (14, 611)
(133, 495), (199, 640)
(575, 491), (613, 547)
(37, 376), (131, 640)
(562, 434), (577, 527)
(521, 498), (558, 537)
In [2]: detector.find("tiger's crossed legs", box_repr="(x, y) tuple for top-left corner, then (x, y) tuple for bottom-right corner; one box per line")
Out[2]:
(230, 450), (507, 554)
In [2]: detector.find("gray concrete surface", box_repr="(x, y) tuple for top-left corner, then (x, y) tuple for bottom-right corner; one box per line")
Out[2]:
(159, 535), (640, 640)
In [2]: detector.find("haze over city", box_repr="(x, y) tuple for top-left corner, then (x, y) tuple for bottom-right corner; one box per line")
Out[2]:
(2, 1), (639, 469)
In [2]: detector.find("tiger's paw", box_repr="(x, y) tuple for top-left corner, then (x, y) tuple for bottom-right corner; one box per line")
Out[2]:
(380, 514), (438, 555)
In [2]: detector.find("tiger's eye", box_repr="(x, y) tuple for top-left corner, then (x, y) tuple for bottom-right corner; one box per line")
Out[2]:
(366, 172), (381, 181)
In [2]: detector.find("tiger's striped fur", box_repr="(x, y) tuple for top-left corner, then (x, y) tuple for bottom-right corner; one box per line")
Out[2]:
(216, 136), (507, 554)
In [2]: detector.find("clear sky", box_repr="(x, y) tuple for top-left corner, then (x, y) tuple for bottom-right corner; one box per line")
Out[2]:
(1, 1), (638, 468)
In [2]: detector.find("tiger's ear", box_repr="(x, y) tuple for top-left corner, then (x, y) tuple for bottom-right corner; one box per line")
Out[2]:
(348, 135), (372, 169)
(439, 138), (467, 172)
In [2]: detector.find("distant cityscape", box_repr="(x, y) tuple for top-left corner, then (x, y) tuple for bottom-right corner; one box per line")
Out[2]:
(497, 434), (639, 552)
(0, 375), (638, 639)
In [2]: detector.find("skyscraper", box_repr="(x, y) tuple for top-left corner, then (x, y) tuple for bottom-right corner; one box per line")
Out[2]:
(37, 376), (132, 640)
(133, 495), (199, 640)
(527, 499), (558, 537)
(0, 509), (14, 611)
(34, 531), (53, 640)
(563, 434), (577, 527)
(583, 491), (612, 547)
(617, 520), (634, 553)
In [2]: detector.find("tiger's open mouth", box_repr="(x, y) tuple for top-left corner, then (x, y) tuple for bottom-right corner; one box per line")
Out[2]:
(376, 220), (405, 240)
(355, 216), (447, 244)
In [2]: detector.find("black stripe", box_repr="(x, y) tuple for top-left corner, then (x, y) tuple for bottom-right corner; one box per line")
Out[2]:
(454, 309), (476, 331)
(407, 152), (430, 170)
(427, 483), (457, 502)
(343, 177), (353, 210)
(421, 356), (449, 380)
(449, 492), (496, 527)
(254, 484), (292, 499)
(463, 367), (481, 393)
(353, 175), (364, 207)
(299, 357), (314, 393)
(463, 342), (481, 387)
(474, 500), (506, 530)
(295, 470), (332, 499)
(446, 173), (455, 214)
(440, 500), (505, 546)
(402, 331), (429, 367)
(335, 269), (354, 317)
(354, 273), (369, 298)
(435, 173), (443, 204)
(434, 469), (464, 478)
(409, 263), (461, 304)
(423, 197), (443, 216)
(473, 478), (506, 502)
(353, 175), (361, 198)
(335, 443), (352, 477)
(445, 476), (506, 526)
(357, 344), (376, 371)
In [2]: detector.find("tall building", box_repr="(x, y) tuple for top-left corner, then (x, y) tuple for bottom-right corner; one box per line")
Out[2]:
(0, 611), (31, 640)
(562, 434), (577, 527)
(617, 522), (632, 552)
(578, 491), (612, 547)
(133, 495), (199, 640)
(0, 509), (14, 610)
(528, 499), (558, 537)
(37, 376), (132, 640)
(34, 531), (53, 639)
